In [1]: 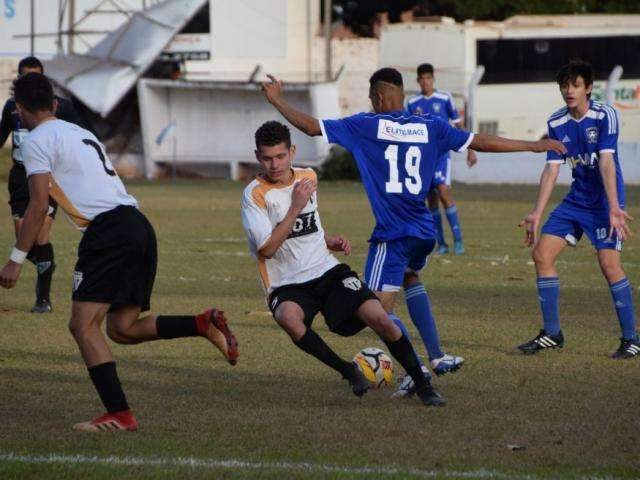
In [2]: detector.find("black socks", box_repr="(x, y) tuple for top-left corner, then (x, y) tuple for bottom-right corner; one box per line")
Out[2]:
(156, 315), (198, 338)
(385, 334), (430, 392)
(29, 243), (55, 303)
(88, 362), (129, 413)
(294, 329), (354, 379)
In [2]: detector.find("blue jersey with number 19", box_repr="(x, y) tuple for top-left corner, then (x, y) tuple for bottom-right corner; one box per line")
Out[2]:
(320, 111), (473, 242)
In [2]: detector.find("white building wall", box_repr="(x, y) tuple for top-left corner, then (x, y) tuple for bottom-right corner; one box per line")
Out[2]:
(187, 0), (320, 82)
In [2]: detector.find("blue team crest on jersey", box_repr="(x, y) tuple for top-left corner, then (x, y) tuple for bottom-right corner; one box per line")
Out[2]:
(432, 103), (442, 113)
(414, 106), (423, 114)
(586, 127), (598, 144)
(377, 119), (429, 143)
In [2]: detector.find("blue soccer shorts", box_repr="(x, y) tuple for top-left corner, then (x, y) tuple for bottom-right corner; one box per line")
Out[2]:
(541, 201), (622, 251)
(364, 237), (436, 292)
(429, 154), (451, 191)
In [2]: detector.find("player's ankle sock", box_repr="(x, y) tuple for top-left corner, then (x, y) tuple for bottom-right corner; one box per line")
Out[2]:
(430, 207), (445, 246)
(445, 204), (462, 243)
(156, 315), (198, 338)
(34, 243), (54, 302)
(384, 334), (429, 392)
(88, 362), (129, 413)
(405, 283), (444, 360)
(388, 313), (425, 369)
(537, 276), (560, 336)
(294, 328), (353, 378)
(609, 278), (636, 340)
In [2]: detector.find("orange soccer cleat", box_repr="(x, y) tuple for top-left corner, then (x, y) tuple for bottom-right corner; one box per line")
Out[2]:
(72, 409), (138, 432)
(196, 308), (239, 365)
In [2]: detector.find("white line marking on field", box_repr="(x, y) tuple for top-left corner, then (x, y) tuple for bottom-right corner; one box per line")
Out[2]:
(161, 249), (640, 269)
(0, 453), (627, 480)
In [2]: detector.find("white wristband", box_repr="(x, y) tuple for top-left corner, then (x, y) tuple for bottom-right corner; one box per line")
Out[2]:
(10, 247), (27, 264)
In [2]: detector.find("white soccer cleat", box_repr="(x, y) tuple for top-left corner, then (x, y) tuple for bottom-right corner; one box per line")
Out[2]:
(391, 365), (432, 398)
(430, 353), (464, 376)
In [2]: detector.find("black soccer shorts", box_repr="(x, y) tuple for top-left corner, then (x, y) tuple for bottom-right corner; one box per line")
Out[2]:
(72, 205), (157, 312)
(8, 164), (58, 219)
(268, 264), (379, 337)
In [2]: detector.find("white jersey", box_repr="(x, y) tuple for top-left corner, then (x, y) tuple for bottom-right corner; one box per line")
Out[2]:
(241, 168), (339, 295)
(21, 119), (137, 229)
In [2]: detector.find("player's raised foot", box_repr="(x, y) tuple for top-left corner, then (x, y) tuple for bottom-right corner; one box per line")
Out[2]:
(453, 240), (465, 255)
(415, 383), (446, 407)
(30, 299), (52, 313)
(612, 335), (640, 359)
(436, 243), (449, 255)
(197, 308), (239, 365)
(392, 365), (432, 398)
(517, 329), (564, 355)
(72, 410), (138, 432)
(345, 362), (370, 397)
(430, 353), (464, 376)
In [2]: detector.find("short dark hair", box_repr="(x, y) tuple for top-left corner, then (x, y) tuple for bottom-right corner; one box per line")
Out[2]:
(556, 59), (593, 90)
(369, 67), (403, 88)
(13, 72), (54, 114)
(18, 56), (44, 75)
(255, 120), (291, 150)
(417, 63), (434, 76)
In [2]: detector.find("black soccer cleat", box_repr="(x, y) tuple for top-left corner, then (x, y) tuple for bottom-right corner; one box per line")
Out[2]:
(612, 336), (640, 359)
(30, 299), (52, 314)
(346, 362), (370, 397)
(518, 329), (564, 354)
(416, 383), (446, 407)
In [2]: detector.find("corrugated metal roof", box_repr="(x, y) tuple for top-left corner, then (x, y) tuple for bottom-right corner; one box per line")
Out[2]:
(43, 0), (207, 117)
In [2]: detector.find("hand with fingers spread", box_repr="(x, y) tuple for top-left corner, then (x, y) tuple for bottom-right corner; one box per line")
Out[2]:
(0, 261), (22, 289)
(261, 74), (284, 105)
(519, 211), (542, 247)
(609, 206), (633, 242)
(326, 235), (351, 256)
(291, 178), (316, 214)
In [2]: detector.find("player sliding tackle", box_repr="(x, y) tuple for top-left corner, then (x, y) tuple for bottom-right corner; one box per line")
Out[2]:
(261, 68), (566, 395)
(0, 73), (239, 433)
(518, 60), (637, 358)
(242, 121), (445, 406)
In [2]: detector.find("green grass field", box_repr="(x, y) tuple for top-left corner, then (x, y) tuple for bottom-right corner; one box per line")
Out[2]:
(1, 150), (639, 479)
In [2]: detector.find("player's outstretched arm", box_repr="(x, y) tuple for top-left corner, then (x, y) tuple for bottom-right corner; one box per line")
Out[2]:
(599, 152), (632, 241)
(258, 179), (317, 258)
(0, 173), (50, 288)
(470, 133), (567, 156)
(518, 163), (560, 247)
(261, 75), (322, 137)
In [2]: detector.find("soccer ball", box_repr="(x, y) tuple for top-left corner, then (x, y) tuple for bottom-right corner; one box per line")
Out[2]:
(353, 347), (393, 388)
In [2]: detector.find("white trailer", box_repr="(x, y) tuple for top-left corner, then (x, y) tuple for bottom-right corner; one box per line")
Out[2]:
(381, 15), (640, 141)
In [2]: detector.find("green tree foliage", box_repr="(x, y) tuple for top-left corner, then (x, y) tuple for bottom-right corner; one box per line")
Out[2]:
(440, 0), (640, 21)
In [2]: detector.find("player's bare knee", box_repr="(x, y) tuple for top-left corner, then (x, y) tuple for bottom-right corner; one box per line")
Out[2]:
(438, 187), (453, 207)
(366, 312), (396, 340)
(403, 271), (420, 289)
(598, 256), (624, 283)
(68, 317), (95, 340)
(274, 306), (306, 341)
(532, 246), (551, 268)
(105, 323), (134, 344)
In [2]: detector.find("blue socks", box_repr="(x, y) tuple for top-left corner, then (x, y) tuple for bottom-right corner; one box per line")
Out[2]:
(445, 204), (462, 243)
(609, 278), (637, 340)
(537, 277), (561, 336)
(536, 276), (637, 340)
(430, 207), (445, 246)
(405, 283), (443, 360)
(431, 205), (463, 245)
